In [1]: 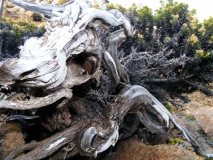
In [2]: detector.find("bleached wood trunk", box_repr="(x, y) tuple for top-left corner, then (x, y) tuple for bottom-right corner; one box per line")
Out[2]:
(0, 0), (4, 19)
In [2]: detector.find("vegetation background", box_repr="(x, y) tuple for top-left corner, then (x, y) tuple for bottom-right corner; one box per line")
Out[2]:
(106, 0), (213, 107)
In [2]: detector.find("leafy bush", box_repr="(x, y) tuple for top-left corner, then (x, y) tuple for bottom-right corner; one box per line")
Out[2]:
(0, 19), (46, 61)
(32, 13), (42, 22)
(107, 0), (213, 106)
(0, 22), (20, 60)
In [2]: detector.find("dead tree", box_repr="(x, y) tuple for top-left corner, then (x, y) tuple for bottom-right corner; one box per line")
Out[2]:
(0, 0), (212, 159)
(0, 0), (4, 19)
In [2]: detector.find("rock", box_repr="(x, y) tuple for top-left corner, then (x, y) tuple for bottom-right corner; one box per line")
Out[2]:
(179, 91), (212, 114)
(104, 137), (202, 160)
(177, 91), (213, 137)
(0, 123), (25, 159)
(192, 107), (213, 136)
(171, 90), (213, 155)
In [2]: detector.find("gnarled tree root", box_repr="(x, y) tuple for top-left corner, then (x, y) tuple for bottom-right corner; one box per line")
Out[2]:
(6, 85), (212, 159)
(0, 88), (72, 110)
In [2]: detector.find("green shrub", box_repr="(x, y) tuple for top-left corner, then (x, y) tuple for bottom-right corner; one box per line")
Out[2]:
(185, 114), (195, 121)
(107, 0), (213, 105)
(32, 13), (42, 22)
(169, 138), (193, 151)
(0, 19), (46, 61)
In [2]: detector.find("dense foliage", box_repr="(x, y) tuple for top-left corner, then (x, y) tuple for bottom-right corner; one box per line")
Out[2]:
(108, 0), (213, 107)
(0, 19), (45, 61)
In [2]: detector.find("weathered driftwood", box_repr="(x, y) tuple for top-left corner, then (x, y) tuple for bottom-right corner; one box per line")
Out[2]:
(0, 0), (212, 159)
(4, 85), (212, 159)
(0, 0), (4, 19)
